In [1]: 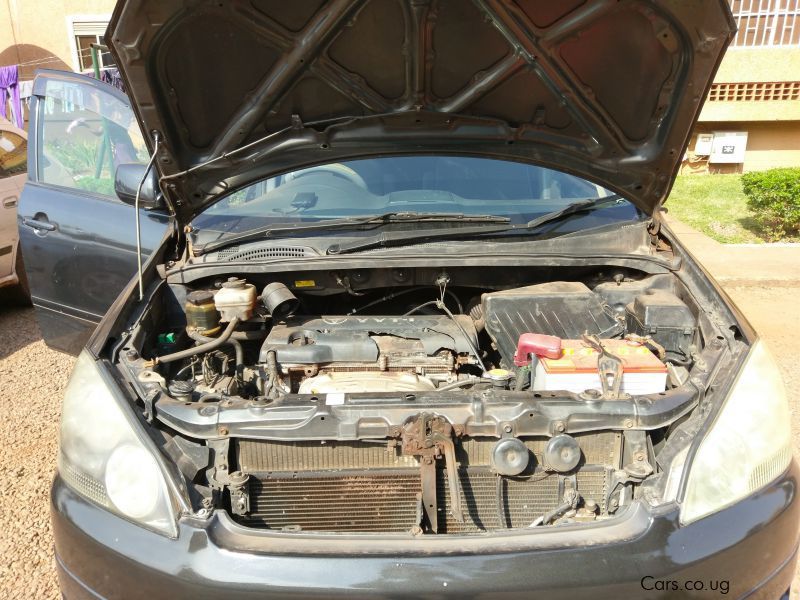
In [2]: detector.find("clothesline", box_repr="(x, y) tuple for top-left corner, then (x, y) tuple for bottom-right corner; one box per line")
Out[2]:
(2, 47), (125, 126)
(14, 48), (105, 69)
(0, 63), (125, 127)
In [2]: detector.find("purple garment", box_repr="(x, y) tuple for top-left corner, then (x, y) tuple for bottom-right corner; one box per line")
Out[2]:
(100, 67), (126, 94)
(0, 65), (23, 128)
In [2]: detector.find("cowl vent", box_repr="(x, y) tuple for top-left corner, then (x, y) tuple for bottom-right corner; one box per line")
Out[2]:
(217, 245), (319, 261)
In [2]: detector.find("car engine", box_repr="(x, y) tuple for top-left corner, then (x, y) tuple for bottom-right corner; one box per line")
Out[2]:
(116, 265), (718, 536)
(261, 314), (480, 393)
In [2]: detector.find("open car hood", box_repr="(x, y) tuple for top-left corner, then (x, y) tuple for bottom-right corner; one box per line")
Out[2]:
(107, 0), (734, 223)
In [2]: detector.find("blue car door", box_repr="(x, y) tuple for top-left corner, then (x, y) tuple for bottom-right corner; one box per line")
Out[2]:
(18, 70), (169, 354)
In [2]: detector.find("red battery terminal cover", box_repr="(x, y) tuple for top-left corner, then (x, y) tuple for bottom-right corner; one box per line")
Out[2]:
(513, 333), (563, 366)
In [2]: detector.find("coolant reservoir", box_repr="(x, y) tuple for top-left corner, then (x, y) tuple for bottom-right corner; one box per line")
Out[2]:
(214, 277), (257, 321)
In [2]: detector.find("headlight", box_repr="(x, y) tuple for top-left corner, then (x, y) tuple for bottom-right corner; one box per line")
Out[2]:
(681, 340), (792, 524)
(58, 351), (177, 536)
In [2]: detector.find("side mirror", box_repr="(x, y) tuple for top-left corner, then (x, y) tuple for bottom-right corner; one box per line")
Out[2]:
(114, 163), (165, 210)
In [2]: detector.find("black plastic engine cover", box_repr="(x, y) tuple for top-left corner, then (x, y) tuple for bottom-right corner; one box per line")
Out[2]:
(481, 282), (623, 367)
(260, 315), (478, 364)
(625, 290), (697, 361)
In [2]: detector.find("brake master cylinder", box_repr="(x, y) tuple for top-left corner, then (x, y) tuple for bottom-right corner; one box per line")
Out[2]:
(214, 277), (257, 321)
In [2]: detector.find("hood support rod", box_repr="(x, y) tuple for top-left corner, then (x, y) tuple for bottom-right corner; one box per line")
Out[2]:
(135, 132), (160, 300)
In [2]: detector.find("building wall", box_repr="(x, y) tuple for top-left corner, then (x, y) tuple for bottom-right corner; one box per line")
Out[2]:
(692, 42), (800, 173)
(714, 47), (800, 84)
(700, 99), (800, 123)
(684, 121), (800, 174)
(699, 47), (800, 122)
(0, 0), (115, 80)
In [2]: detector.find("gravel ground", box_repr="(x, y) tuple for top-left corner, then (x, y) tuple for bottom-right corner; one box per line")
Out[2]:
(0, 286), (798, 598)
(0, 303), (73, 599)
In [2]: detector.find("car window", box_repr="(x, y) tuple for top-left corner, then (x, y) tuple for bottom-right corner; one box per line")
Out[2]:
(38, 79), (148, 196)
(0, 130), (26, 180)
(194, 156), (637, 234)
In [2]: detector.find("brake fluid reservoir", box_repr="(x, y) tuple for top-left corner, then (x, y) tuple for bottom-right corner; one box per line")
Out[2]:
(214, 277), (257, 321)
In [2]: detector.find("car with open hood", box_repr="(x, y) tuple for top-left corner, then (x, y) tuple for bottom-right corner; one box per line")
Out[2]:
(21, 1), (798, 598)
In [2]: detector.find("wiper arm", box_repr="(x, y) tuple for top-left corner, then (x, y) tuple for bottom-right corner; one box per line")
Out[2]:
(525, 194), (623, 230)
(327, 195), (626, 255)
(196, 212), (509, 255)
(327, 223), (513, 254)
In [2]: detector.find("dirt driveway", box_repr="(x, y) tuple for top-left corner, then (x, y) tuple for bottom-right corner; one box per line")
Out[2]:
(0, 284), (798, 598)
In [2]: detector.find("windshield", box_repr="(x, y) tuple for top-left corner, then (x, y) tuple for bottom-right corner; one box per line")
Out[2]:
(192, 156), (641, 235)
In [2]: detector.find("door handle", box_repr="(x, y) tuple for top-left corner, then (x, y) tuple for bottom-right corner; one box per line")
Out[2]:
(22, 217), (56, 232)
(2, 195), (16, 209)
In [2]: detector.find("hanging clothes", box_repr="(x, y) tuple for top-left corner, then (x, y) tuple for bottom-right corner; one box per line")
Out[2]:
(100, 67), (126, 94)
(0, 66), (23, 128)
(18, 80), (33, 99)
(16, 80), (33, 123)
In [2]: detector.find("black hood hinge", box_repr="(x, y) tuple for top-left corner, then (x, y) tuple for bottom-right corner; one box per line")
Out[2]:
(647, 215), (670, 254)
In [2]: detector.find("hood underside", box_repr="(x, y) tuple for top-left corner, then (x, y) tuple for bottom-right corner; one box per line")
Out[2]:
(107, 0), (734, 222)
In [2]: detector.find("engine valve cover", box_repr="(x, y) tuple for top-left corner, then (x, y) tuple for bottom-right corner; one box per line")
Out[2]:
(260, 315), (478, 366)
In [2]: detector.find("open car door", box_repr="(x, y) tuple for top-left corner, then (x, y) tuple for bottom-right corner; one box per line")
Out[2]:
(18, 70), (169, 354)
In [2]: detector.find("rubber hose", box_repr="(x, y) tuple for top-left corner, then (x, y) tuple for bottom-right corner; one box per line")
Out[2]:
(152, 317), (240, 365)
(188, 329), (244, 368)
(436, 377), (481, 391)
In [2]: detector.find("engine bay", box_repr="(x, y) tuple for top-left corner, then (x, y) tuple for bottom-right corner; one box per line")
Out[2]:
(142, 272), (698, 401)
(114, 264), (727, 536)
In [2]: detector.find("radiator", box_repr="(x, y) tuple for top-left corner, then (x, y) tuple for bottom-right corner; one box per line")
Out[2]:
(240, 470), (422, 533)
(236, 434), (620, 534)
(437, 468), (609, 533)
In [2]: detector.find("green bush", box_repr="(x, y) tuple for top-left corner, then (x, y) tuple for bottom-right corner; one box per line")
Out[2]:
(740, 168), (800, 241)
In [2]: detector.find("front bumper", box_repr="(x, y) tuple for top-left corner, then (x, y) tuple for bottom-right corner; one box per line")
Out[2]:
(52, 460), (800, 599)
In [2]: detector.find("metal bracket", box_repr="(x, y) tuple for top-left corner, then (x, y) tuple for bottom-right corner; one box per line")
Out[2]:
(581, 334), (625, 400)
(647, 218), (661, 250)
(205, 438), (231, 490)
(228, 471), (251, 515)
(622, 430), (654, 479)
(141, 386), (161, 423)
(420, 456), (438, 532)
(431, 430), (464, 524)
(401, 413), (464, 532)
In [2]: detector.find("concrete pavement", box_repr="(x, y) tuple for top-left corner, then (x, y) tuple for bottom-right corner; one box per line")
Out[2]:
(663, 213), (800, 286)
(663, 215), (800, 599)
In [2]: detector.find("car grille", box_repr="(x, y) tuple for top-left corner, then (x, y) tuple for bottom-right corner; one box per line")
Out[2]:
(235, 433), (620, 534)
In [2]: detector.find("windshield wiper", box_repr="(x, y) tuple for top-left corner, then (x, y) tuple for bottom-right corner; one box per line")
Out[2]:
(328, 195), (625, 255)
(195, 212), (510, 255)
(326, 223), (514, 254)
(524, 194), (623, 230)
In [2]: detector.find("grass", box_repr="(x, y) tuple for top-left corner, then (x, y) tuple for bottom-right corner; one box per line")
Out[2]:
(664, 174), (776, 244)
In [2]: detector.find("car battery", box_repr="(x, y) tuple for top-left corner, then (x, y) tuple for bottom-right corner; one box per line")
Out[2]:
(532, 338), (667, 395)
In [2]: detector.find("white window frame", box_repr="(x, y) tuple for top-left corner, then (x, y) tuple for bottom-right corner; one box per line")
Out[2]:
(66, 14), (112, 73)
(730, 0), (800, 47)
